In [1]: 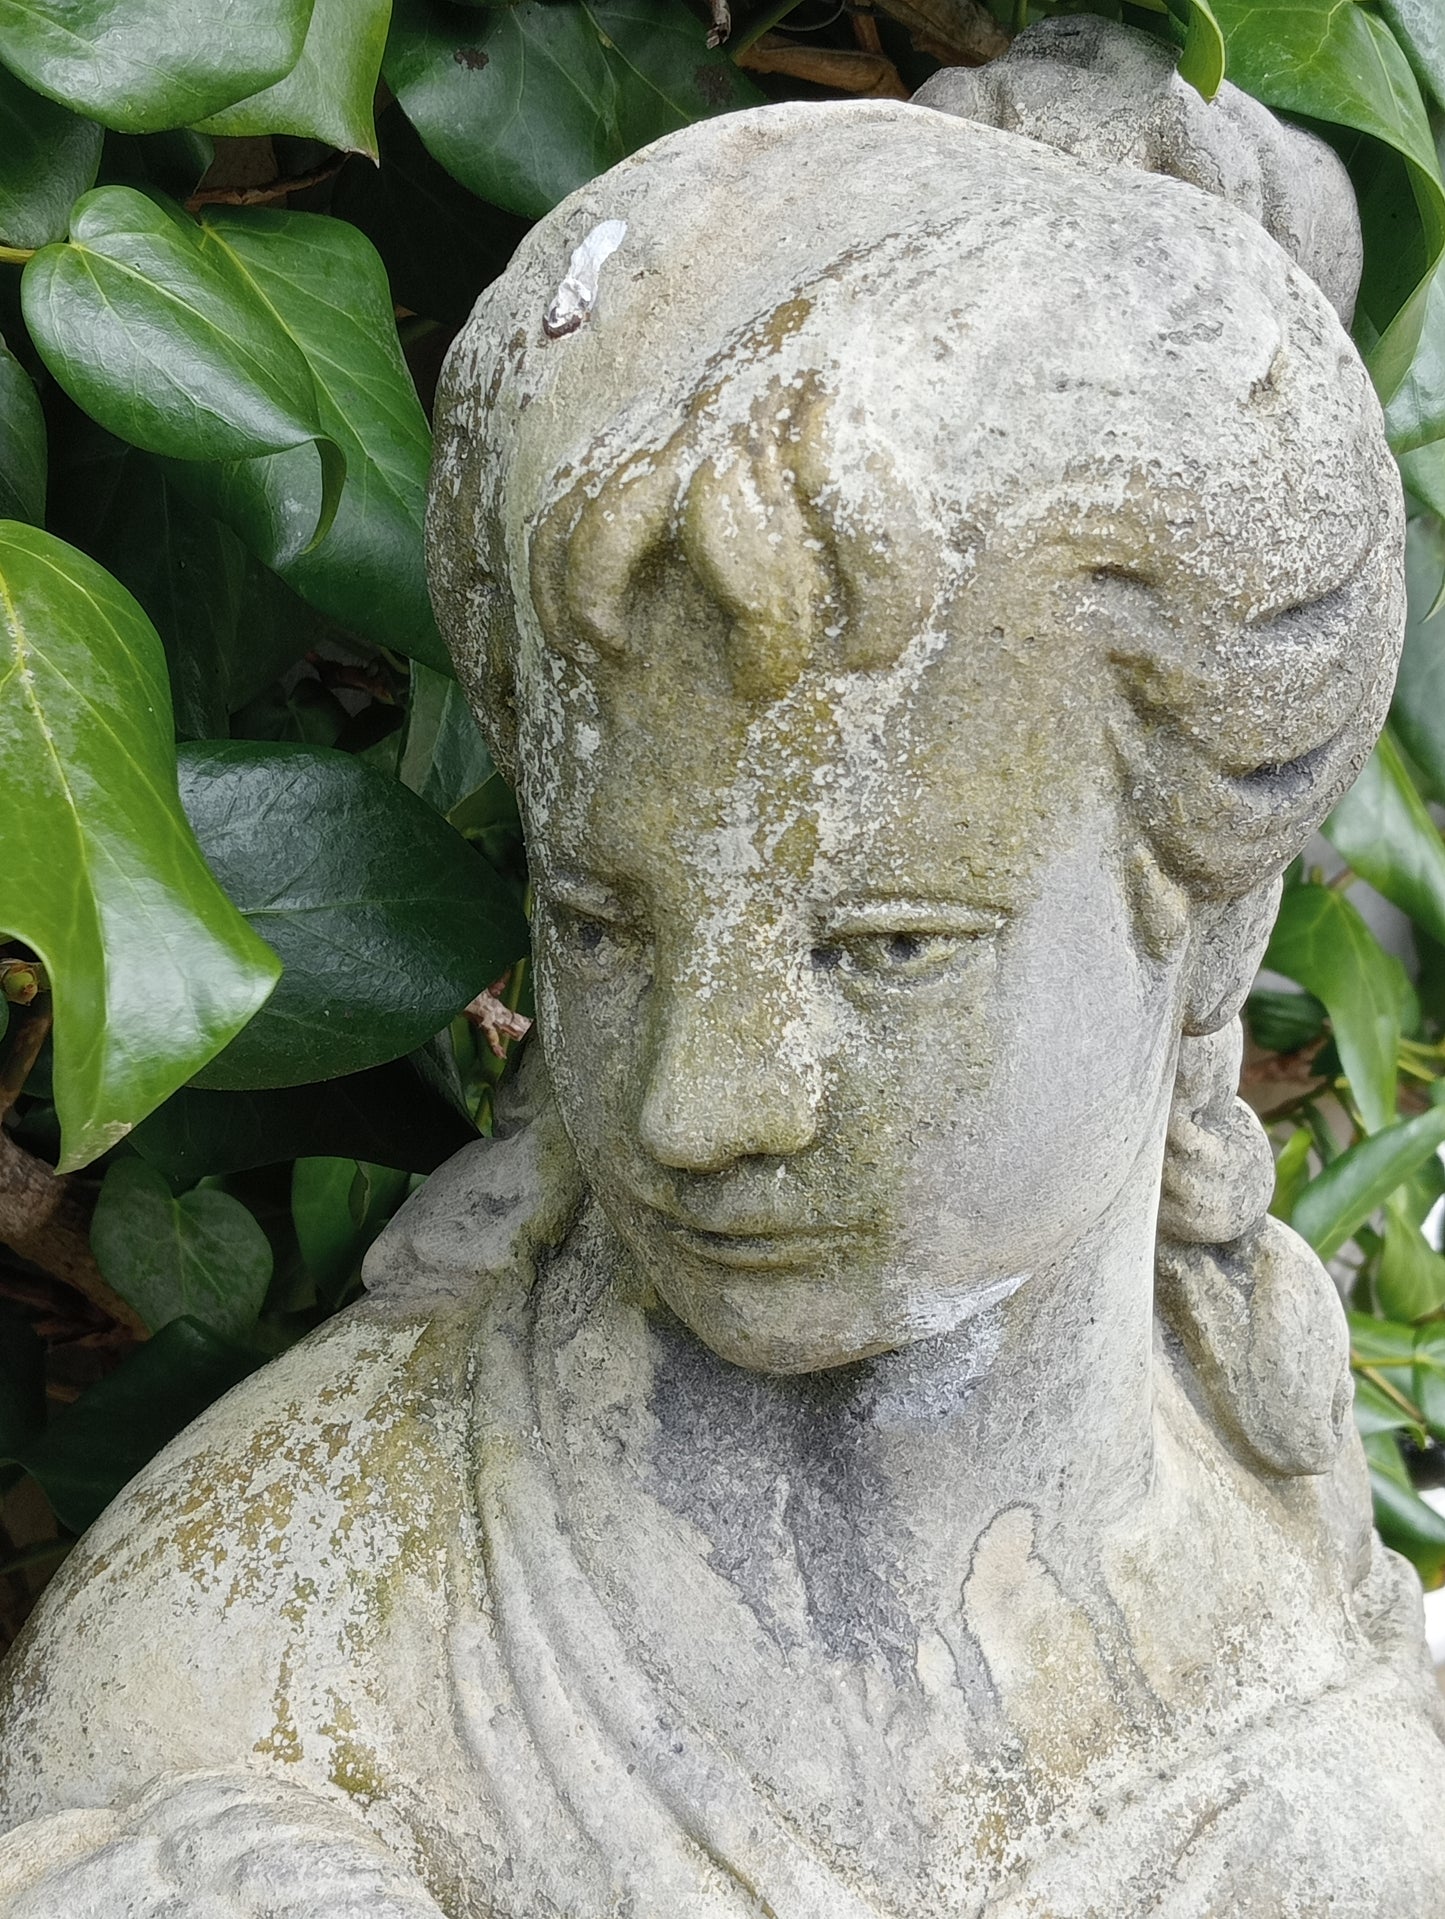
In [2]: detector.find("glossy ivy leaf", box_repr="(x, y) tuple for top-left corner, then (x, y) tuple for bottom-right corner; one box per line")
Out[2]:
(1378, 0), (1445, 112)
(1362, 1428), (1445, 1586)
(384, 0), (763, 221)
(1385, 264), (1445, 457)
(1292, 1102), (1445, 1262)
(0, 524), (281, 1170)
(400, 663), (494, 816)
(333, 102), (529, 329)
(0, 342), (44, 525)
(130, 1054), (476, 1181)
(178, 741), (530, 1088)
(195, 0), (391, 158)
(292, 1156), (409, 1303)
(1323, 728), (1445, 951)
(1264, 882), (1408, 1134)
(20, 1316), (263, 1533)
(0, 0), (313, 135)
(167, 207), (446, 671)
(90, 1158), (273, 1339)
(51, 427), (326, 740)
(1392, 515), (1445, 802)
(22, 189), (345, 558)
(0, 64), (101, 249)
(1378, 1192), (1445, 1320)
(1209, 0), (1444, 402)
(1245, 987), (1326, 1055)
(1168, 0), (1225, 100)
(100, 129), (215, 200)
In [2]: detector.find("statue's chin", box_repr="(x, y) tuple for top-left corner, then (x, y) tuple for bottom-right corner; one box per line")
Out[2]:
(652, 1265), (1033, 1376)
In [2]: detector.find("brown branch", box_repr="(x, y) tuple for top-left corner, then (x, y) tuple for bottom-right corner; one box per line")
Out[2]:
(0, 1130), (148, 1340)
(186, 157), (345, 211)
(873, 0), (1008, 64)
(0, 1000), (51, 1119)
(737, 35), (911, 96)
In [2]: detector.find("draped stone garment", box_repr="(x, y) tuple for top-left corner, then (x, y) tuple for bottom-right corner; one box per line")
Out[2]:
(1, 1120), (1443, 1917)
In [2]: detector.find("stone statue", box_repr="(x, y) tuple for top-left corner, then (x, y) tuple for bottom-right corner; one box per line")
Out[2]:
(2, 20), (1442, 1915)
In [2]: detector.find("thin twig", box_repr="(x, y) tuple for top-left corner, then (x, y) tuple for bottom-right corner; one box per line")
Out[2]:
(0, 1130), (149, 1339)
(186, 156), (344, 212)
(0, 1000), (52, 1121)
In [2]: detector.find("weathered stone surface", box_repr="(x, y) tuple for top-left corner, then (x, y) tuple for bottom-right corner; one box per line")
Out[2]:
(1, 26), (1442, 1915)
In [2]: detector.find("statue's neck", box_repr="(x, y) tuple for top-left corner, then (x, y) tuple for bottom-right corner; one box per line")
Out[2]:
(554, 1143), (1162, 1652)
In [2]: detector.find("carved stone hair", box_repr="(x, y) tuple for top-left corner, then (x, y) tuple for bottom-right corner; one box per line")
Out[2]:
(427, 96), (1405, 1475)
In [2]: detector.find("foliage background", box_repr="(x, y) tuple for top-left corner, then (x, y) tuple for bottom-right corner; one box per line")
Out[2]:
(2, 0), (1445, 1640)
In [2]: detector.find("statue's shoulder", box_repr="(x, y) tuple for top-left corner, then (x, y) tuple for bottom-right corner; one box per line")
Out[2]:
(0, 1297), (476, 1829)
(0, 1051), (581, 1831)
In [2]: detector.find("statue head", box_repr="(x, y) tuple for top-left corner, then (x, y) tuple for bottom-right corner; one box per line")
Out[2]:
(428, 101), (1401, 1411)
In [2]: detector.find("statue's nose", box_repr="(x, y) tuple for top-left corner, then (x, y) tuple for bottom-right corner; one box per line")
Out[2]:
(637, 978), (821, 1172)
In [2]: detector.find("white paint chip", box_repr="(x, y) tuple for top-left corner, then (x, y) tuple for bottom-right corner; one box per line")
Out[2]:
(544, 219), (627, 339)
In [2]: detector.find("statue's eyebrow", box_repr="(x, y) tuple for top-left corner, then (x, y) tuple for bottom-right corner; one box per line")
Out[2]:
(538, 870), (633, 918)
(819, 898), (1009, 936)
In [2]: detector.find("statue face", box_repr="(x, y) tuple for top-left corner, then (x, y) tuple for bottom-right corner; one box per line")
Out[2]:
(524, 555), (1189, 1373)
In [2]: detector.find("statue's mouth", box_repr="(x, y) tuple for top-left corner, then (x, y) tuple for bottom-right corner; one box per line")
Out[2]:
(657, 1219), (855, 1272)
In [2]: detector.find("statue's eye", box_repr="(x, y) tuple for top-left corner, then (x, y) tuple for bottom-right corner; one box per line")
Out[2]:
(810, 931), (969, 982)
(547, 898), (638, 969)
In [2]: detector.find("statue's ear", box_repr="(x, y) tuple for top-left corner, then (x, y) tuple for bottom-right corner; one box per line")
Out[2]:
(1180, 878), (1282, 1037)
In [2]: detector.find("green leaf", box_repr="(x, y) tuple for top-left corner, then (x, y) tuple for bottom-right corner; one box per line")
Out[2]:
(384, 0), (763, 221)
(1245, 987), (1327, 1055)
(292, 1156), (408, 1301)
(1378, 1192), (1445, 1319)
(1362, 1428), (1445, 1586)
(1264, 883), (1408, 1134)
(1210, 0), (1445, 400)
(1384, 261), (1445, 455)
(1269, 1124), (1313, 1223)
(0, 64), (101, 249)
(1398, 437), (1445, 520)
(178, 741), (530, 1088)
(1349, 1309), (1422, 1367)
(332, 101), (529, 329)
(0, 0), (314, 135)
(165, 206), (446, 670)
(0, 1309), (45, 1461)
(22, 188), (345, 557)
(1414, 1321), (1445, 1436)
(1292, 1102), (1445, 1261)
(100, 129), (215, 200)
(195, 0), (391, 158)
(130, 1053), (476, 1180)
(90, 1158), (273, 1339)
(1392, 515), (1445, 801)
(400, 663), (494, 815)
(51, 426), (325, 740)
(0, 524), (281, 1170)
(1323, 728), (1445, 949)
(1176, 0), (1225, 100)
(1352, 1372), (1414, 1437)
(0, 341), (44, 526)
(20, 1317), (262, 1533)
(1377, 0), (1445, 111)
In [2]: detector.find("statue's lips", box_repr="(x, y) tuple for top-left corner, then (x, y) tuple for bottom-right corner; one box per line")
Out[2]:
(656, 1218), (855, 1272)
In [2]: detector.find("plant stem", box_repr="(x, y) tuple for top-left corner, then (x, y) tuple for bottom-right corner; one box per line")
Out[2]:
(733, 0), (809, 56)
(0, 999), (52, 1120)
(0, 244), (34, 267)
